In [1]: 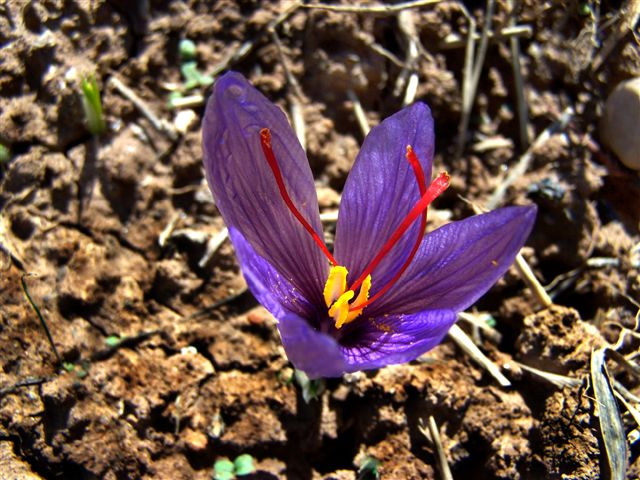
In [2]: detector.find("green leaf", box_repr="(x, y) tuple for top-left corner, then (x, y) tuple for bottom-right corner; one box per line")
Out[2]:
(179, 39), (197, 61)
(579, 3), (592, 16)
(357, 456), (380, 480)
(80, 74), (106, 136)
(0, 144), (11, 164)
(167, 91), (184, 110)
(62, 362), (76, 372)
(105, 335), (120, 347)
(213, 459), (235, 480)
(181, 62), (214, 90)
(234, 454), (255, 476)
(293, 369), (325, 403)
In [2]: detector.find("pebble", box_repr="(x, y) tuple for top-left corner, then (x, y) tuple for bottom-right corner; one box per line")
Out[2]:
(173, 109), (198, 134)
(599, 77), (640, 170)
(183, 428), (208, 452)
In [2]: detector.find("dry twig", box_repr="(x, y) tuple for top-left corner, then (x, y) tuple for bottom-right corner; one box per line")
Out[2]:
(591, 0), (640, 72)
(199, 227), (229, 269)
(486, 106), (573, 210)
(506, 0), (530, 149)
(109, 76), (178, 141)
(208, 0), (302, 77)
(418, 417), (453, 480)
(454, 0), (496, 160)
(448, 323), (511, 387)
(270, 28), (307, 149)
(438, 25), (532, 49)
(591, 348), (629, 479)
(21, 274), (62, 368)
(303, 0), (442, 15)
(515, 253), (553, 308)
(510, 361), (582, 388)
(347, 89), (371, 137)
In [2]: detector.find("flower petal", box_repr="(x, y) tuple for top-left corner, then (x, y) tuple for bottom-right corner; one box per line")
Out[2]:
(229, 227), (316, 320)
(233, 221), (456, 378)
(369, 205), (537, 316)
(278, 311), (348, 379)
(339, 309), (457, 371)
(230, 226), (346, 378)
(203, 72), (327, 306)
(334, 102), (435, 291)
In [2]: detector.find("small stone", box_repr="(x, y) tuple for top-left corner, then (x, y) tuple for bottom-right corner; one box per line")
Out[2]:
(316, 185), (340, 208)
(599, 77), (640, 170)
(247, 308), (266, 325)
(173, 109), (198, 134)
(183, 428), (208, 452)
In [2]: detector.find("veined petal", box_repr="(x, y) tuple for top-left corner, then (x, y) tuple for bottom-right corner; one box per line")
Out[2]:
(203, 72), (327, 306)
(231, 226), (346, 378)
(334, 102), (435, 292)
(278, 312), (348, 379)
(369, 205), (537, 316)
(232, 225), (456, 378)
(339, 309), (457, 371)
(229, 227), (316, 321)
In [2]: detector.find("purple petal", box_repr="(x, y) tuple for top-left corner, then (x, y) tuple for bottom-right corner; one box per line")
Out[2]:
(232, 225), (456, 378)
(202, 72), (327, 306)
(334, 102), (435, 291)
(230, 226), (346, 378)
(339, 309), (457, 371)
(278, 312), (348, 379)
(229, 227), (316, 320)
(368, 205), (537, 316)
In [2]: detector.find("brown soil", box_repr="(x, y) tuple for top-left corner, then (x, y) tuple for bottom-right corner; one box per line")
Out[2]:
(1, 1), (639, 479)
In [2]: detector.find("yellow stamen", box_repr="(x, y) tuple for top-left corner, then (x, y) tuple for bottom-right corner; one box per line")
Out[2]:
(329, 290), (354, 329)
(323, 267), (372, 329)
(323, 265), (348, 307)
(344, 274), (371, 324)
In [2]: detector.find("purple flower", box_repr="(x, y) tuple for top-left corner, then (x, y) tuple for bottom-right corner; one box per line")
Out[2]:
(202, 72), (536, 378)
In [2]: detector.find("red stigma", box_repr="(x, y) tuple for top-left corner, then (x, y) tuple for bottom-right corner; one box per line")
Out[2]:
(349, 146), (433, 311)
(348, 148), (449, 311)
(259, 128), (338, 266)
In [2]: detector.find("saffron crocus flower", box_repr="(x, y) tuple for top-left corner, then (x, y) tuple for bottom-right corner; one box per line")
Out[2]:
(202, 72), (536, 379)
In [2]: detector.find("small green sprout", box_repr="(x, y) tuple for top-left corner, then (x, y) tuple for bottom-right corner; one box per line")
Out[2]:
(579, 3), (593, 16)
(179, 38), (197, 62)
(167, 90), (185, 110)
(168, 37), (213, 110)
(213, 459), (235, 480)
(233, 454), (255, 476)
(293, 369), (325, 403)
(62, 362), (76, 373)
(0, 143), (11, 164)
(480, 313), (497, 328)
(357, 456), (381, 480)
(62, 362), (88, 379)
(181, 61), (214, 90)
(105, 335), (121, 347)
(276, 367), (294, 385)
(80, 74), (107, 136)
(213, 454), (255, 479)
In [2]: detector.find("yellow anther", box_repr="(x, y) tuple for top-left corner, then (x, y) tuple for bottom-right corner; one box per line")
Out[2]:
(323, 267), (372, 329)
(344, 274), (371, 324)
(329, 290), (354, 329)
(323, 265), (348, 307)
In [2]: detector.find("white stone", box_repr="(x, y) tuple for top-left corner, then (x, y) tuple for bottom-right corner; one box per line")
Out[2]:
(173, 109), (198, 134)
(600, 77), (640, 170)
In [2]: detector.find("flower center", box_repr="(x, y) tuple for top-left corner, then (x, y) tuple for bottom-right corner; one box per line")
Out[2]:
(260, 128), (449, 330)
(323, 265), (371, 328)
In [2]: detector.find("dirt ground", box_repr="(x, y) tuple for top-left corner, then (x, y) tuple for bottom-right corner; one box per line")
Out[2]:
(1, 0), (639, 479)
